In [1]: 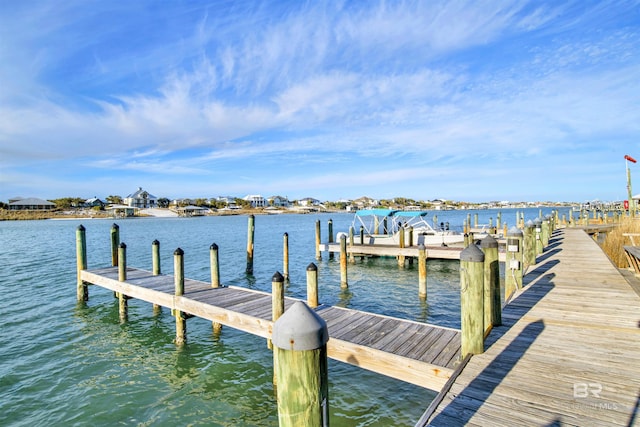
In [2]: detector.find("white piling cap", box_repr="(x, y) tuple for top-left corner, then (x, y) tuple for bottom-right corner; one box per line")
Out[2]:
(272, 301), (329, 351)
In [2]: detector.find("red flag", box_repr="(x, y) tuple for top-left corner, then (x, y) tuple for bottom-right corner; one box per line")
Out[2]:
(625, 155), (637, 163)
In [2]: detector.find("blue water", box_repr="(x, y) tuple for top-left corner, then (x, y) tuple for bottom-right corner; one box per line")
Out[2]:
(0, 208), (568, 426)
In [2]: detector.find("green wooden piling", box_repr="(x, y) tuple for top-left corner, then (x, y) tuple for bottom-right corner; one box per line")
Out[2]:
(210, 243), (220, 288)
(480, 235), (498, 334)
(210, 243), (222, 333)
(340, 235), (348, 288)
(283, 233), (290, 282)
(246, 215), (255, 274)
(174, 248), (186, 345)
(460, 244), (485, 357)
(152, 240), (161, 314)
(270, 272), (285, 351)
(306, 263), (319, 308)
(76, 225), (88, 302)
(110, 223), (119, 267)
(418, 244), (427, 299)
(272, 302), (329, 427)
(315, 220), (322, 261)
(118, 242), (128, 322)
(524, 220), (536, 268)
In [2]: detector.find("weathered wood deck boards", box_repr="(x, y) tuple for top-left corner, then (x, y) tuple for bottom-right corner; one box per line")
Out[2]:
(418, 228), (640, 426)
(80, 267), (462, 391)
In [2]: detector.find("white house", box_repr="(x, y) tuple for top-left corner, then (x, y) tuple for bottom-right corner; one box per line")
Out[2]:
(244, 194), (266, 208)
(124, 187), (158, 208)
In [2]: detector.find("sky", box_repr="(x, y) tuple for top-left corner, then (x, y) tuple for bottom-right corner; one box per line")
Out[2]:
(1, 1), (639, 203)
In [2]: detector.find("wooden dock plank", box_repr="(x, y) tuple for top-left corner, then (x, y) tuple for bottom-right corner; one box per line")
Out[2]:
(419, 228), (640, 426)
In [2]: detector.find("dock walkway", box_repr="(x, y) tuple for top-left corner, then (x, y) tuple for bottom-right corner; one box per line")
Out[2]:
(81, 267), (461, 391)
(418, 228), (640, 426)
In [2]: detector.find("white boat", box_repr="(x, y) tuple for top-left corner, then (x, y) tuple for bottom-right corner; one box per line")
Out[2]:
(345, 209), (464, 246)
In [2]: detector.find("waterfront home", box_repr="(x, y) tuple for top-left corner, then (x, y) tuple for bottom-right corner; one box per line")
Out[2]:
(8, 197), (56, 211)
(124, 187), (158, 208)
(268, 195), (290, 207)
(243, 195), (266, 208)
(84, 197), (105, 209)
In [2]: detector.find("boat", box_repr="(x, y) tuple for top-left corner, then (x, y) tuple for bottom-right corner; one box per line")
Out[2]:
(344, 209), (465, 246)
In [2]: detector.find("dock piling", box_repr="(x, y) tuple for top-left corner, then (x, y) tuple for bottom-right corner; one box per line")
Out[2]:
(328, 219), (334, 260)
(306, 263), (319, 308)
(418, 244), (427, 299)
(118, 242), (128, 322)
(76, 225), (88, 302)
(246, 215), (255, 274)
(480, 235), (498, 334)
(340, 234), (348, 288)
(174, 248), (186, 345)
(272, 301), (329, 427)
(271, 271), (285, 350)
(110, 223), (119, 267)
(315, 220), (322, 261)
(283, 233), (290, 282)
(210, 243), (222, 334)
(152, 240), (161, 314)
(460, 244), (485, 357)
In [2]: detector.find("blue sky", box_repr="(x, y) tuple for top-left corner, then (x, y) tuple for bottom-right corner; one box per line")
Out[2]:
(1, 1), (639, 203)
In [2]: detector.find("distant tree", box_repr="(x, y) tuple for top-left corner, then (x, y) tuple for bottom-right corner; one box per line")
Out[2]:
(157, 198), (170, 208)
(106, 195), (123, 204)
(209, 199), (226, 209)
(0, 201), (7, 209)
(50, 197), (84, 210)
(194, 198), (210, 207)
(235, 198), (252, 209)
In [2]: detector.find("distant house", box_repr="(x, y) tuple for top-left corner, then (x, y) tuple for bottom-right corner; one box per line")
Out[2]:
(268, 195), (290, 207)
(85, 197), (105, 209)
(244, 194), (266, 208)
(9, 197), (56, 211)
(352, 196), (378, 209)
(298, 197), (321, 207)
(124, 187), (158, 208)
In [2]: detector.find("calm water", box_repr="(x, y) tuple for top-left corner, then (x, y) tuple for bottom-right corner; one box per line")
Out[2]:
(0, 208), (567, 426)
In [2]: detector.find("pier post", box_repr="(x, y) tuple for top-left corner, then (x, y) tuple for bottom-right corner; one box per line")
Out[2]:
(348, 226), (355, 264)
(76, 225), (88, 302)
(306, 263), (319, 308)
(340, 234), (348, 288)
(480, 235), (499, 334)
(460, 244), (485, 357)
(524, 220), (536, 268)
(270, 272), (285, 351)
(283, 233), (290, 282)
(210, 243), (220, 288)
(474, 213), (478, 228)
(110, 223), (119, 267)
(210, 243), (222, 334)
(272, 301), (329, 427)
(418, 244), (427, 299)
(328, 219), (334, 260)
(174, 248), (186, 345)
(246, 215), (255, 274)
(505, 227), (524, 302)
(541, 216), (550, 247)
(398, 225), (405, 266)
(315, 220), (322, 261)
(152, 240), (161, 314)
(118, 243), (128, 322)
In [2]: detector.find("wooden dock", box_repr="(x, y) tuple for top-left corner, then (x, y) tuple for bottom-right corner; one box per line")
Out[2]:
(80, 266), (462, 391)
(417, 228), (640, 426)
